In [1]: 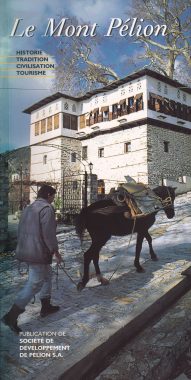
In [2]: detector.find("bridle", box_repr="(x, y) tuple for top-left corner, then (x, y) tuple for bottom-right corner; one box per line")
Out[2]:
(159, 187), (173, 208)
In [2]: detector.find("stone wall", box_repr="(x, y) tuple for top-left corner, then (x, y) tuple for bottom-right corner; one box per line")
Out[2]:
(0, 155), (8, 251)
(61, 136), (82, 178)
(147, 125), (191, 185)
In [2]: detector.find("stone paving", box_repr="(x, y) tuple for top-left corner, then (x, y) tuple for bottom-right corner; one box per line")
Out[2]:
(0, 194), (191, 380)
(95, 287), (191, 380)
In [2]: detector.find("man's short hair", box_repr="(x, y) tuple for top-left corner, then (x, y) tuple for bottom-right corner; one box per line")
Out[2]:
(37, 185), (56, 199)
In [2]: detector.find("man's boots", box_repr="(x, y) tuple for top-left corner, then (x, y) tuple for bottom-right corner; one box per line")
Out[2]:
(40, 298), (60, 317)
(2, 304), (24, 334)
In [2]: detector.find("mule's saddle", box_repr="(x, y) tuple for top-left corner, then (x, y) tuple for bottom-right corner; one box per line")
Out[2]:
(112, 182), (163, 218)
(94, 182), (163, 218)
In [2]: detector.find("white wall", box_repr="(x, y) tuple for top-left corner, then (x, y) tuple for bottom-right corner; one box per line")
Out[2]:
(78, 77), (147, 138)
(30, 97), (79, 145)
(30, 139), (62, 201)
(164, 176), (191, 195)
(147, 76), (191, 130)
(81, 125), (148, 193)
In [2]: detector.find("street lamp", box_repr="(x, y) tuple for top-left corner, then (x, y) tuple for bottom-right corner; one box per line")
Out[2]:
(89, 162), (93, 174)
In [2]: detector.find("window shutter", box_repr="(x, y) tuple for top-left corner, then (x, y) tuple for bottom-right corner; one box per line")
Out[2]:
(80, 115), (86, 129)
(54, 114), (59, 129)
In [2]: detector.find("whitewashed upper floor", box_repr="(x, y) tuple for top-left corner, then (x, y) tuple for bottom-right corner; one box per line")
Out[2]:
(23, 69), (191, 146)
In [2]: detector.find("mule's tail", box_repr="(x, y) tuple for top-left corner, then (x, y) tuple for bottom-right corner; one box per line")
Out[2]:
(75, 208), (87, 242)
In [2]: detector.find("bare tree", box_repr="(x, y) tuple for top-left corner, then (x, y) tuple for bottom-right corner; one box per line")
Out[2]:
(53, 16), (119, 95)
(128, 0), (191, 80)
(54, 2), (190, 94)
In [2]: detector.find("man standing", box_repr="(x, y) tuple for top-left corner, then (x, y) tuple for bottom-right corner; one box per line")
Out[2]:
(2, 185), (62, 334)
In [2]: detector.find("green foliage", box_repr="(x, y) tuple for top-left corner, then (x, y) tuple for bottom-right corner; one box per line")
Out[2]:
(54, 195), (62, 210)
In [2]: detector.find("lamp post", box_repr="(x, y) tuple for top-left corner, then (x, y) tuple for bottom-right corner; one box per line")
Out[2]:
(16, 162), (23, 210)
(84, 163), (93, 208)
(89, 162), (93, 174)
(20, 163), (23, 210)
(84, 169), (88, 208)
(16, 163), (29, 210)
(88, 162), (93, 205)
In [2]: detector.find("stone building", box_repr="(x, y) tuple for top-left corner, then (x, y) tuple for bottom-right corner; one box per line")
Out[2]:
(24, 68), (191, 199)
(24, 96), (87, 214)
(78, 69), (191, 192)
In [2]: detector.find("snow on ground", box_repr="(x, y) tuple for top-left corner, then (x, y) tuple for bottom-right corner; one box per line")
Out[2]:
(57, 192), (191, 285)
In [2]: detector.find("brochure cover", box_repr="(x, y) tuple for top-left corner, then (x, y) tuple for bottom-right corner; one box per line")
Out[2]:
(0, 1), (191, 379)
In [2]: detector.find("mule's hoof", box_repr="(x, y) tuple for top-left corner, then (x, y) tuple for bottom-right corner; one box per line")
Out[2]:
(136, 267), (145, 273)
(77, 282), (85, 292)
(97, 275), (109, 285)
(100, 277), (109, 285)
(151, 256), (158, 261)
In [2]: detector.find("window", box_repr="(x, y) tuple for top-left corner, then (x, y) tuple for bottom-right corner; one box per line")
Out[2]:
(94, 96), (98, 104)
(71, 152), (77, 162)
(63, 113), (78, 130)
(177, 89), (180, 99)
(80, 114), (86, 129)
(148, 93), (162, 112)
(178, 176), (185, 184)
(64, 102), (69, 110)
(137, 81), (142, 91)
(41, 119), (46, 134)
(112, 104), (118, 113)
(135, 93), (143, 111)
(43, 155), (47, 165)
(102, 93), (107, 102)
(103, 110), (109, 121)
(183, 93), (186, 102)
(98, 180), (105, 194)
(89, 109), (99, 125)
(128, 96), (134, 108)
(54, 114), (59, 129)
(157, 81), (161, 92)
(47, 116), (52, 132)
(49, 107), (52, 114)
(72, 104), (76, 112)
(124, 142), (131, 153)
(71, 115), (78, 130)
(35, 122), (39, 136)
(121, 86), (125, 96)
(63, 113), (70, 129)
(98, 148), (104, 158)
(82, 146), (88, 160)
(119, 100), (127, 112)
(164, 84), (168, 95)
(73, 181), (78, 190)
(129, 84), (133, 93)
(164, 141), (169, 153)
